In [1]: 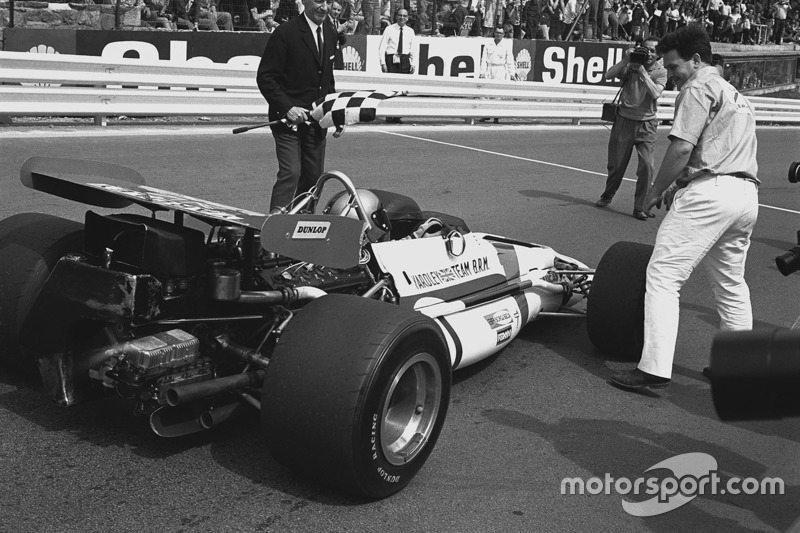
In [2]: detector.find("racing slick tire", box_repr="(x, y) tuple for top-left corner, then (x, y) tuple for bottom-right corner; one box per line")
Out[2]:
(261, 294), (451, 500)
(0, 213), (84, 375)
(587, 241), (653, 360)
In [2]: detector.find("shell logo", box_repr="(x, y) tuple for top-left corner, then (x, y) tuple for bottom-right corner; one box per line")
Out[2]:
(515, 48), (532, 81)
(24, 45), (61, 87)
(340, 46), (363, 71)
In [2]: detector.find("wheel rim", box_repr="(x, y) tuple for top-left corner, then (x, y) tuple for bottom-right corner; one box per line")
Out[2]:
(380, 352), (442, 466)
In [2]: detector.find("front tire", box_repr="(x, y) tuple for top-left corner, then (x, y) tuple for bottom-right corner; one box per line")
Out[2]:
(0, 213), (84, 374)
(587, 241), (653, 360)
(261, 294), (451, 499)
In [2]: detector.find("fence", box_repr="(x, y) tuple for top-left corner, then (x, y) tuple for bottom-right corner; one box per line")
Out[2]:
(2, 50), (800, 126)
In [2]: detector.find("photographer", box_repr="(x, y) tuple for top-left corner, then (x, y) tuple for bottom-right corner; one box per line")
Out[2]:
(611, 23), (759, 391)
(595, 36), (667, 221)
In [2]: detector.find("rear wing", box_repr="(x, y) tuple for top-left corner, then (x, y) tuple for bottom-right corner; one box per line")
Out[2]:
(20, 156), (269, 229)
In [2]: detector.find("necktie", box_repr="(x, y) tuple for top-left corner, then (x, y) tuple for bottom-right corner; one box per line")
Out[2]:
(316, 26), (323, 62)
(397, 26), (403, 55)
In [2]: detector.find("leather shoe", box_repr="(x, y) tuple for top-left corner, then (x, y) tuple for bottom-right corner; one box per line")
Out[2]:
(595, 197), (611, 208)
(702, 366), (712, 380)
(633, 210), (649, 220)
(610, 369), (670, 390)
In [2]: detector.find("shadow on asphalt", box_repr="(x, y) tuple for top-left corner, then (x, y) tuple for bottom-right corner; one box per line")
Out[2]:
(483, 408), (799, 532)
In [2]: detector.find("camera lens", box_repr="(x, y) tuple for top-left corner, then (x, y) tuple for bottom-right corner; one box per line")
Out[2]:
(776, 246), (800, 276)
(789, 161), (800, 183)
(711, 329), (800, 421)
(777, 231), (800, 276)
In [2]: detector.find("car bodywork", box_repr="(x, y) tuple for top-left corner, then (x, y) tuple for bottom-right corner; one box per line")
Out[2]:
(4, 156), (600, 498)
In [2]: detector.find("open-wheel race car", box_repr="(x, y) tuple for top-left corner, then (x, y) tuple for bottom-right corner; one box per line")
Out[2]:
(0, 157), (651, 500)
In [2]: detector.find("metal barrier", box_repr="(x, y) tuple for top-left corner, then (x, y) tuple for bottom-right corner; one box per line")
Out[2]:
(2, 50), (800, 125)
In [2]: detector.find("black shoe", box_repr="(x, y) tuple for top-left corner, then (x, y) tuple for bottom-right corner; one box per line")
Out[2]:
(595, 197), (611, 208)
(610, 369), (670, 390)
(633, 210), (649, 220)
(702, 366), (712, 380)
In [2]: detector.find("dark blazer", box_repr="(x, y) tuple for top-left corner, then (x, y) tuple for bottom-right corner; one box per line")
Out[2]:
(256, 14), (337, 125)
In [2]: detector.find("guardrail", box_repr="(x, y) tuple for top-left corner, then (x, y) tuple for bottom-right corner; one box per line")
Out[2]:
(2, 50), (799, 125)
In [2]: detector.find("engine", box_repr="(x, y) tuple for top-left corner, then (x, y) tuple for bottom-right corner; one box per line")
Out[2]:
(90, 329), (214, 405)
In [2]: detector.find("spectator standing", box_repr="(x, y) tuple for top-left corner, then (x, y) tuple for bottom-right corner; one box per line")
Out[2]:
(595, 36), (667, 220)
(617, 1), (632, 37)
(440, 0), (471, 35)
(550, 0), (565, 38)
(742, 10), (753, 42)
(505, 0), (523, 37)
(379, 8), (415, 123)
(629, 0), (648, 39)
(256, 0), (337, 212)
(480, 26), (516, 79)
(601, 0), (619, 38)
(611, 24), (759, 390)
(666, 0), (679, 31)
(329, 1), (348, 68)
(521, 0), (540, 37)
(581, 0), (601, 39)
(362, 0), (383, 32)
(562, 0), (580, 38)
(772, 0), (790, 42)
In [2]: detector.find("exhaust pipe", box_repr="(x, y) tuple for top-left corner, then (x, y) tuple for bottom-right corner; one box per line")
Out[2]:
(165, 369), (265, 407)
(198, 402), (244, 429)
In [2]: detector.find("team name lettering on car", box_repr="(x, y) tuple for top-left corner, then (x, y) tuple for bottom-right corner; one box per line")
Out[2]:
(407, 256), (489, 290)
(292, 221), (331, 239)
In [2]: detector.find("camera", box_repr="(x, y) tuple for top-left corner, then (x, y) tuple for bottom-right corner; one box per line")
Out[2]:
(775, 162), (800, 275)
(711, 329), (800, 421)
(628, 46), (650, 66)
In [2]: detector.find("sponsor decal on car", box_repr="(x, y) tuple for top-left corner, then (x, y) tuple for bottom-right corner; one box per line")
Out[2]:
(88, 183), (267, 221)
(484, 309), (513, 329)
(292, 221), (331, 239)
(407, 257), (490, 290)
(496, 326), (512, 345)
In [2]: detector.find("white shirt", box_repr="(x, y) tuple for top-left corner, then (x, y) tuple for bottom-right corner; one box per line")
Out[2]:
(378, 23), (417, 69)
(304, 13), (323, 52)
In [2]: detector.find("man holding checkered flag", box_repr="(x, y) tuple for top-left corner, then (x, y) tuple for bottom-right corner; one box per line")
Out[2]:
(256, 0), (337, 213)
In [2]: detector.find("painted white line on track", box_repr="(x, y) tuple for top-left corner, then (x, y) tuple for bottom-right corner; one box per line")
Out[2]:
(3, 124), (799, 215)
(380, 129), (800, 216)
(380, 129), (607, 176)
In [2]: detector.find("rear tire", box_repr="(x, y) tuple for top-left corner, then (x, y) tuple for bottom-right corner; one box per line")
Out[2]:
(262, 294), (451, 499)
(587, 241), (653, 360)
(0, 213), (84, 374)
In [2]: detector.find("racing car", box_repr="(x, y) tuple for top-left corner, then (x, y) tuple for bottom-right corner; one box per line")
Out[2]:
(0, 157), (650, 500)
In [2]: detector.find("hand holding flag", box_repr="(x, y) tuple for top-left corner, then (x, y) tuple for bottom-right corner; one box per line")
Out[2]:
(232, 90), (405, 136)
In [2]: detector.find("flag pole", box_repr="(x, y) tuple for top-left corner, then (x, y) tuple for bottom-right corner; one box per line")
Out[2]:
(232, 120), (282, 134)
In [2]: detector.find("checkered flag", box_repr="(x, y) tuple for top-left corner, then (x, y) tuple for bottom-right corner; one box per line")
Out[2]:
(310, 90), (405, 130)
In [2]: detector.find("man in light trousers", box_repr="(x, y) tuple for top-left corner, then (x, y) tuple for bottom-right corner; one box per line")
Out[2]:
(610, 23), (759, 390)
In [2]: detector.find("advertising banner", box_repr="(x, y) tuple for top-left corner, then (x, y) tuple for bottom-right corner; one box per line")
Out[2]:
(5, 28), (626, 86)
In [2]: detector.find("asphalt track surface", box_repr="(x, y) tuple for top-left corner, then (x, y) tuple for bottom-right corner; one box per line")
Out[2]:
(1, 123), (800, 533)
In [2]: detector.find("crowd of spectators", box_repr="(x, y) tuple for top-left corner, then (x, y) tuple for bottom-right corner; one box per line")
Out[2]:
(138, 0), (799, 44)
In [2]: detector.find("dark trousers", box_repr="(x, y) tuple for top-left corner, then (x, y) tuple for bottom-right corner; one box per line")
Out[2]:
(773, 19), (786, 43)
(602, 115), (658, 212)
(270, 124), (327, 211)
(385, 54), (412, 74)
